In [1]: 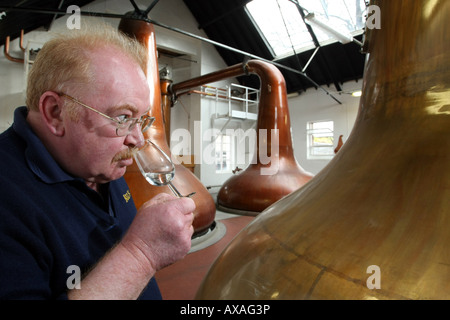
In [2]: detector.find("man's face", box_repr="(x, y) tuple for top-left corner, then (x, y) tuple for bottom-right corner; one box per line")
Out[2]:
(62, 47), (151, 185)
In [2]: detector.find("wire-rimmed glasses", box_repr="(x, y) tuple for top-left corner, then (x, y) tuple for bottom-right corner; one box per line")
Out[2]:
(60, 93), (155, 136)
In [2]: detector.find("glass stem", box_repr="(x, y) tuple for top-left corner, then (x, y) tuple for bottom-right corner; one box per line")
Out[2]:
(167, 182), (196, 198)
(168, 182), (183, 198)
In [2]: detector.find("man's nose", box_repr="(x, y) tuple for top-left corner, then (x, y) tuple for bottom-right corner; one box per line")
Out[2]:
(126, 125), (146, 148)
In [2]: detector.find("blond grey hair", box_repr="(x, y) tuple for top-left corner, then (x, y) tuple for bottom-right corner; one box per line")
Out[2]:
(26, 22), (147, 112)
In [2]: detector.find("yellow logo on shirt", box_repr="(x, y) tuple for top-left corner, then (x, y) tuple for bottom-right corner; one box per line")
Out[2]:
(123, 190), (131, 203)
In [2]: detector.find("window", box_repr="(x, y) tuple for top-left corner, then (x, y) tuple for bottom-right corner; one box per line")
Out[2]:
(215, 134), (233, 173)
(246, 0), (366, 58)
(307, 120), (334, 159)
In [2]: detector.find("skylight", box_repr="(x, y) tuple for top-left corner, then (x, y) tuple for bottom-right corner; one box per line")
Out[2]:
(246, 0), (366, 58)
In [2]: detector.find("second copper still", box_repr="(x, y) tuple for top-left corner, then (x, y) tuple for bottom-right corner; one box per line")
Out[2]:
(118, 15), (216, 235)
(172, 60), (313, 215)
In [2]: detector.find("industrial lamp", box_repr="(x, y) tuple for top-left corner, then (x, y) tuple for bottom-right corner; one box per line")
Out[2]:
(304, 12), (363, 46)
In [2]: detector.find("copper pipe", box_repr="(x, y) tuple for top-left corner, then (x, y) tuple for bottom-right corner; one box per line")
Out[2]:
(4, 36), (24, 63)
(19, 29), (26, 52)
(172, 64), (247, 94)
(196, 0), (450, 299)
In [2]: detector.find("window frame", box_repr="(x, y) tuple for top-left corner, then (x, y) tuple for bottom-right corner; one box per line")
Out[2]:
(306, 120), (335, 160)
(245, 0), (366, 59)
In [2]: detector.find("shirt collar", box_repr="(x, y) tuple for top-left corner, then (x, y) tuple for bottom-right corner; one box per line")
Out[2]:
(13, 107), (82, 184)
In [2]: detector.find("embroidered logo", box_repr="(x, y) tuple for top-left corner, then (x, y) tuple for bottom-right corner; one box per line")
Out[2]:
(123, 190), (131, 203)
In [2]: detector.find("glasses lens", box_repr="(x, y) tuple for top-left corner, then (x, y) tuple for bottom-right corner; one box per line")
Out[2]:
(116, 122), (130, 136)
(116, 116), (155, 136)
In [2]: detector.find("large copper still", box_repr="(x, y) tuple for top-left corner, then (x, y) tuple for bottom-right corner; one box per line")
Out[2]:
(196, 0), (450, 299)
(118, 16), (216, 235)
(172, 60), (313, 215)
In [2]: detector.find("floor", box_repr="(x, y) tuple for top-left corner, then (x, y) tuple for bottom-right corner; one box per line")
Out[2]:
(155, 208), (254, 300)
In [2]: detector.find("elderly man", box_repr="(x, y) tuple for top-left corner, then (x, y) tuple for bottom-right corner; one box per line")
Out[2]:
(0, 24), (195, 299)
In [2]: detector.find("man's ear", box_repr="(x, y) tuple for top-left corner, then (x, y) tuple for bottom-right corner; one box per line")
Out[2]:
(39, 91), (65, 136)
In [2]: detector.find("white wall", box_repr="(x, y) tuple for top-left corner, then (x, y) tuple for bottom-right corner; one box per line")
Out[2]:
(289, 82), (362, 174)
(0, 0), (362, 186)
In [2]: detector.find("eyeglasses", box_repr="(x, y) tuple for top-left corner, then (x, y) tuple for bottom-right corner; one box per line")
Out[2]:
(60, 93), (155, 137)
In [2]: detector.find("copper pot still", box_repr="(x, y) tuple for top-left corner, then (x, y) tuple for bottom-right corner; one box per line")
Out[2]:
(172, 60), (313, 216)
(196, 0), (450, 299)
(118, 16), (216, 235)
(215, 61), (313, 215)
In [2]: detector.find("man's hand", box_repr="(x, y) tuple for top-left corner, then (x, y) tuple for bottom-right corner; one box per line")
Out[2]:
(121, 193), (196, 271)
(68, 193), (195, 300)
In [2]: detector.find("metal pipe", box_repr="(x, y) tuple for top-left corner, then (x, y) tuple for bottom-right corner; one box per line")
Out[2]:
(172, 63), (248, 94)
(302, 46), (320, 73)
(129, 0), (141, 14)
(3, 36), (24, 63)
(144, 0), (160, 16)
(19, 29), (26, 52)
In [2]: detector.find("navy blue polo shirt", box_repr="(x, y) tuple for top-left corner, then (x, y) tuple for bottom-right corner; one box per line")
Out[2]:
(0, 107), (161, 299)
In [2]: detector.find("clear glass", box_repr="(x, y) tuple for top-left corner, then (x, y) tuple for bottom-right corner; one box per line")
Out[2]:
(134, 140), (195, 198)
